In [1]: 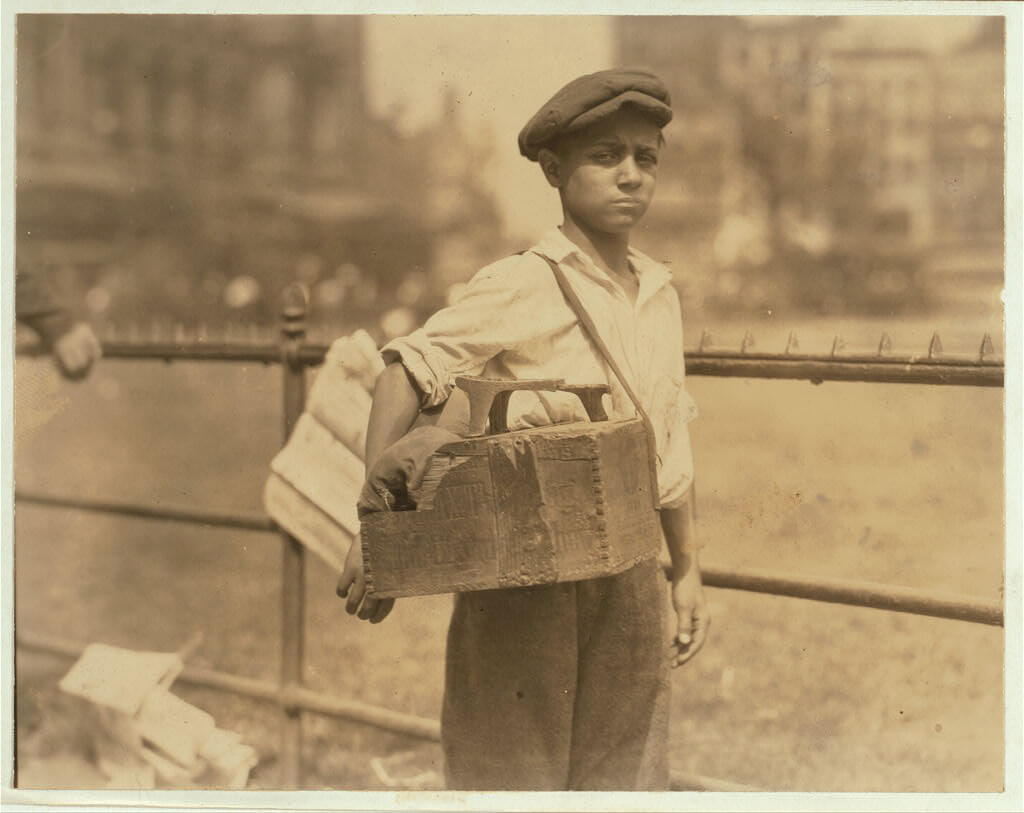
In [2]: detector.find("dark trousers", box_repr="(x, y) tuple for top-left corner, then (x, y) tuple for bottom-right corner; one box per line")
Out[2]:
(441, 558), (670, 791)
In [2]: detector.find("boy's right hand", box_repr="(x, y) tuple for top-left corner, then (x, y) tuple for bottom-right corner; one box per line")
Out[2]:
(340, 424), (459, 623)
(336, 538), (395, 623)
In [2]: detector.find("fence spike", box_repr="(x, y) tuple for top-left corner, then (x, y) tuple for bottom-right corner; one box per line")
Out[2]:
(877, 333), (892, 356)
(830, 335), (845, 357)
(740, 331), (755, 354)
(698, 329), (711, 352)
(979, 333), (995, 361)
(785, 332), (799, 355)
(198, 322), (209, 343)
(928, 332), (943, 359)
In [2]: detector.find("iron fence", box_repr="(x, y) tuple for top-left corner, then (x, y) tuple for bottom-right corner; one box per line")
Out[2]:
(13, 286), (1005, 791)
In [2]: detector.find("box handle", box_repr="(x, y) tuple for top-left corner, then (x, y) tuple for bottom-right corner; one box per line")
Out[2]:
(455, 375), (609, 437)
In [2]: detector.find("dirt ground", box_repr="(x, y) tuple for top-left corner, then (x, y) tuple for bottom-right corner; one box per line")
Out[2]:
(12, 317), (1006, 791)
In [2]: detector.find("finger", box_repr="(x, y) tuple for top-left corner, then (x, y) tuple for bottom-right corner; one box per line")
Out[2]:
(345, 574), (366, 615)
(369, 598), (395, 624)
(357, 481), (390, 516)
(357, 595), (379, 620)
(336, 569), (354, 598)
(692, 613), (711, 651)
(673, 618), (710, 668)
(671, 610), (695, 667)
(672, 638), (694, 668)
(676, 615), (694, 648)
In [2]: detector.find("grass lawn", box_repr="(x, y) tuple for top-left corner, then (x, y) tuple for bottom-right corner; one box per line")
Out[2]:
(12, 321), (1005, 791)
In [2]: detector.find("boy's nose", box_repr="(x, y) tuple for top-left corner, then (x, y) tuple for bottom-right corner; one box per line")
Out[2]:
(617, 157), (642, 186)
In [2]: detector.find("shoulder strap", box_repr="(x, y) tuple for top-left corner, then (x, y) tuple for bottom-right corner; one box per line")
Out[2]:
(535, 251), (661, 510)
(532, 251), (651, 427)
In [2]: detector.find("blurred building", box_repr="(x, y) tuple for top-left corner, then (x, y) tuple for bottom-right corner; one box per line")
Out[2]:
(931, 20), (1004, 247)
(717, 17), (838, 186)
(822, 47), (935, 248)
(405, 89), (506, 294)
(616, 17), (747, 310)
(615, 16), (1005, 315)
(16, 15), (500, 334)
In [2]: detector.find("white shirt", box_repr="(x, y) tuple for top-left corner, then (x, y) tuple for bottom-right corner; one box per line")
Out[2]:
(381, 227), (698, 509)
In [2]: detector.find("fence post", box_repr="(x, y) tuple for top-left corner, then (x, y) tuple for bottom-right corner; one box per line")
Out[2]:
(279, 284), (309, 788)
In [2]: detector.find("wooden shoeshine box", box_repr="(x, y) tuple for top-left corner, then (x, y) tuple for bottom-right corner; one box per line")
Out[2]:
(360, 377), (663, 598)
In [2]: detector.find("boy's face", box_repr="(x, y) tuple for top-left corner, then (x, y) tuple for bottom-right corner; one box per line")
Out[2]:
(542, 108), (662, 236)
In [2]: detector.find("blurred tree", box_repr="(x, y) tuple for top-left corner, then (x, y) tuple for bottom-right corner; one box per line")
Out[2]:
(16, 14), (494, 336)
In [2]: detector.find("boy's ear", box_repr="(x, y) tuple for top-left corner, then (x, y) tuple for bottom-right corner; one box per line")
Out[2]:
(537, 148), (562, 189)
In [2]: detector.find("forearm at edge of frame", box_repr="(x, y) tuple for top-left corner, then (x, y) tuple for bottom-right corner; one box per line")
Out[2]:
(659, 485), (700, 581)
(364, 362), (424, 469)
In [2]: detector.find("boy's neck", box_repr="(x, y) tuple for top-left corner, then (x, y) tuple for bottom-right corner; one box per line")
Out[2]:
(560, 217), (632, 279)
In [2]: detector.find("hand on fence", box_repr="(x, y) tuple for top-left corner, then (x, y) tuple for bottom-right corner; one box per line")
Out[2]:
(670, 563), (710, 668)
(337, 540), (395, 624)
(53, 322), (102, 380)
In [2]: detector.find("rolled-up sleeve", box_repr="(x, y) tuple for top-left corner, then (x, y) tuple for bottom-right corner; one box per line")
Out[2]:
(381, 256), (553, 409)
(656, 383), (699, 510)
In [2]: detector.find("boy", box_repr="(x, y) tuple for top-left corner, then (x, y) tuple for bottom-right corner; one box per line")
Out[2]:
(337, 68), (708, 791)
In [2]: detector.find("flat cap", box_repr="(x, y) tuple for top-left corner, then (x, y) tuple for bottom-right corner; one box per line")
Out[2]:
(518, 68), (672, 161)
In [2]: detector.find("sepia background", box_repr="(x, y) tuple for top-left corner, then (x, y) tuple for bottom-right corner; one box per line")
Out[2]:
(12, 15), (1005, 791)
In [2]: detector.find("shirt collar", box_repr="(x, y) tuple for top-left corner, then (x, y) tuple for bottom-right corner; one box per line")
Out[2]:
(531, 227), (673, 307)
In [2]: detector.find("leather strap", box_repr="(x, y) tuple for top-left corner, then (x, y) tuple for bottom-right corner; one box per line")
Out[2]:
(534, 252), (651, 425)
(534, 251), (661, 510)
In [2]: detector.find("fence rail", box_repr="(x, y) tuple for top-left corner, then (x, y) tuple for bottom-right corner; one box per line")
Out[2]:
(16, 332), (1004, 387)
(13, 490), (1004, 627)
(13, 295), (1005, 791)
(15, 630), (757, 792)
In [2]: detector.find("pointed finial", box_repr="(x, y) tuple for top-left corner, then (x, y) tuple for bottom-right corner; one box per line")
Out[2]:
(740, 330), (755, 354)
(830, 335), (845, 357)
(877, 333), (892, 356)
(979, 333), (995, 361)
(698, 329), (711, 352)
(785, 332), (799, 355)
(928, 332), (943, 358)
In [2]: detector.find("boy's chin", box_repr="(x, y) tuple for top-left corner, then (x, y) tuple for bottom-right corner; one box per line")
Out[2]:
(599, 217), (642, 235)
(579, 214), (643, 235)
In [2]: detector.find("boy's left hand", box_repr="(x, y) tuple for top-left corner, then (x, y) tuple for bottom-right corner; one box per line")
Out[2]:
(670, 564), (710, 667)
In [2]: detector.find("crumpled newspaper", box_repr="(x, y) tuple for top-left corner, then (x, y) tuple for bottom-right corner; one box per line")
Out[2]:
(59, 641), (258, 789)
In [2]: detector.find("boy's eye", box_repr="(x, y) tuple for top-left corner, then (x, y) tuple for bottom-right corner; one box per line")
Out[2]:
(637, 152), (658, 167)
